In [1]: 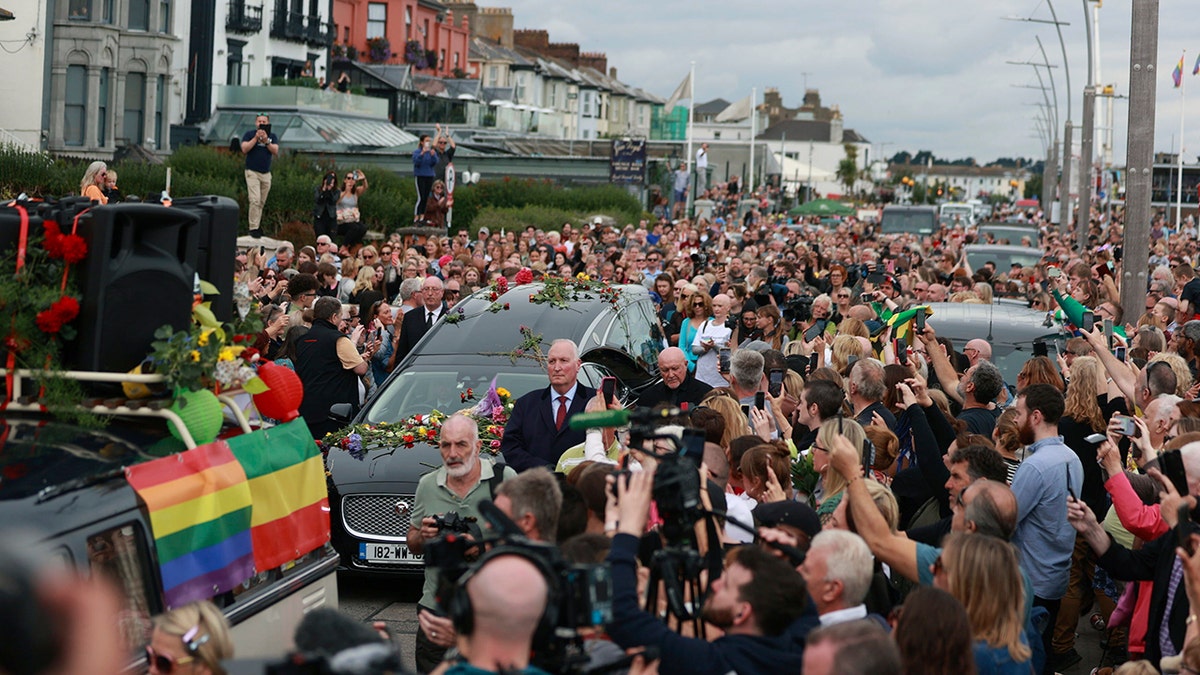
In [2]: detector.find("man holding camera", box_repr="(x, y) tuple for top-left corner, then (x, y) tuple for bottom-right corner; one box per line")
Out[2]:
(408, 414), (516, 673)
(606, 469), (809, 675)
(241, 114), (279, 238)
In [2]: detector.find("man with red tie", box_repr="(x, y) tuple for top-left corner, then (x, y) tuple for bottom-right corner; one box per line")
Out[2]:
(499, 339), (597, 471)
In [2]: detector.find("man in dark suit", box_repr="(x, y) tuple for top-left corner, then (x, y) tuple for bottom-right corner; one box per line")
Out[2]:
(638, 347), (711, 410)
(395, 276), (446, 362)
(500, 339), (596, 471)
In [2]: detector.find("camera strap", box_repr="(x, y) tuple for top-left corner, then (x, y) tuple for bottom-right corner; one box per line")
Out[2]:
(487, 461), (508, 498)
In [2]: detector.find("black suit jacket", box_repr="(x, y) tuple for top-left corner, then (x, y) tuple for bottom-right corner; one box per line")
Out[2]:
(500, 384), (597, 471)
(1097, 531), (1188, 665)
(637, 375), (712, 410)
(395, 303), (446, 362)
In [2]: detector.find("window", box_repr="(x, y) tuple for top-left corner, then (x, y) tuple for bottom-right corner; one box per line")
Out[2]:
(128, 0), (149, 29)
(423, 19), (429, 46)
(155, 75), (166, 148)
(64, 65), (87, 146)
(98, 68), (109, 146)
(123, 72), (146, 145)
(453, 52), (459, 70)
(342, 26), (348, 42)
(68, 0), (90, 19)
(366, 2), (385, 39)
(487, 65), (497, 85)
(404, 6), (411, 38)
(515, 73), (526, 102)
(439, 49), (445, 69)
(227, 40), (246, 85)
(159, 0), (170, 31)
(101, 0), (113, 22)
(87, 525), (157, 654)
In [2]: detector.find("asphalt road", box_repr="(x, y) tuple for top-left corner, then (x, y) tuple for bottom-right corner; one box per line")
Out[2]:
(338, 572), (425, 674)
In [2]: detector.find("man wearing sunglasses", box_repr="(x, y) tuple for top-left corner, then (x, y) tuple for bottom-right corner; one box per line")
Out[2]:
(240, 113), (279, 238)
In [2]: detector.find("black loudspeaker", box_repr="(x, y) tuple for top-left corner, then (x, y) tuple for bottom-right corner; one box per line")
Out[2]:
(67, 204), (200, 372)
(171, 195), (238, 321)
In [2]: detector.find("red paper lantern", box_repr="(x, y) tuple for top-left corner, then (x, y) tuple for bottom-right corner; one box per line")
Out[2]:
(253, 361), (304, 422)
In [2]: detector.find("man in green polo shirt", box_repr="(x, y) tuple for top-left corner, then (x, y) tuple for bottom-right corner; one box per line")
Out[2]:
(407, 414), (516, 673)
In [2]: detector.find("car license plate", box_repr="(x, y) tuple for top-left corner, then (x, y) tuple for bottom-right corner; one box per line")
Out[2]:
(358, 542), (422, 563)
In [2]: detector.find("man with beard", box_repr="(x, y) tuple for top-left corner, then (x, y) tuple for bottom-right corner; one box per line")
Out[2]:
(604, 469), (809, 675)
(1009, 384), (1083, 673)
(407, 414), (517, 673)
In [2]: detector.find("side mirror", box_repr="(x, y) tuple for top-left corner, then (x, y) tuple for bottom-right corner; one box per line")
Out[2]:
(328, 403), (355, 425)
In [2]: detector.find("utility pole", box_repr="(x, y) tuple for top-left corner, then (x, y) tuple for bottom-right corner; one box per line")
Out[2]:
(1120, 0), (1158, 325)
(1079, 86), (1095, 249)
(1061, 121), (1073, 232)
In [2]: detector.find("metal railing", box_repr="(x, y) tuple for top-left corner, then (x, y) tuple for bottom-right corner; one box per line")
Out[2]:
(304, 16), (334, 47)
(270, 9), (306, 41)
(226, 1), (262, 33)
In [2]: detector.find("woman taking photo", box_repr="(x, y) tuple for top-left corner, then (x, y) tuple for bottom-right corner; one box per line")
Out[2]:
(313, 171), (339, 240)
(424, 179), (452, 231)
(692, 292), (734, 388)
(336, 170), (369, 254)
(80, 161), (109, 204)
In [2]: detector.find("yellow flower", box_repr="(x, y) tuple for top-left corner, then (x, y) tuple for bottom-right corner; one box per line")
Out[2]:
(576, 272), (591, 281)
(496, 387), (511, 399)
(197, 329), (214, 346)
(189, 350), (201, 362)
(219, 347), (237, 361)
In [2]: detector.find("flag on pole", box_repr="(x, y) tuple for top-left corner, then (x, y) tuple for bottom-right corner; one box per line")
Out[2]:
(1193, 52), (1200, 75)
(715, 94), (754, 123)
(1173, 53), (1185, 87)
(663, 72), (693, 112)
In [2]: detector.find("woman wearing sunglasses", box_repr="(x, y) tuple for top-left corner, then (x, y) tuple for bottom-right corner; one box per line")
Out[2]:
(146, 600), (233, 675)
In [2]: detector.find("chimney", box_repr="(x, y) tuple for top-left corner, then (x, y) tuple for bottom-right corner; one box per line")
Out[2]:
(609, 66), (617, 79)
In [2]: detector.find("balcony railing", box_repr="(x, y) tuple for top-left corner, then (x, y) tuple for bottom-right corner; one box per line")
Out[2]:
(226, 1), (262, 33)
(270, 9), (306, 42)
(304, 16), (334, 47)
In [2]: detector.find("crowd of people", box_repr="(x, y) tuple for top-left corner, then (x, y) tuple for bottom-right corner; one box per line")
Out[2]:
(61, 139), (1200, 675)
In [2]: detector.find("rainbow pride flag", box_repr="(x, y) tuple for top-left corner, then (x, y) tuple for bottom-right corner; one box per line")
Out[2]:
(125, 442), (255, 609)
(1174, 53), (1185, 88)
(226, 418), (329, 572)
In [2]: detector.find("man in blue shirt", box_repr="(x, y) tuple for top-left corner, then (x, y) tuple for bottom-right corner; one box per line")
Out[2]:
(240, 114), (279, 238)
(1009, 383), (1083, 674)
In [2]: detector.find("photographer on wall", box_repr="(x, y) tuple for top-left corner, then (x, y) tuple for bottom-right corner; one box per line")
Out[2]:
(407, 414), (516, 673)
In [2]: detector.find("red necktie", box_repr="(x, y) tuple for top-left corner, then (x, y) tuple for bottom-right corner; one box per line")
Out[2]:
(555, 395), (568, 430)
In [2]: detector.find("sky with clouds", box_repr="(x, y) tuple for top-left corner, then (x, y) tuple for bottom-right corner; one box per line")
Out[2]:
(499, 0), (1197, 166)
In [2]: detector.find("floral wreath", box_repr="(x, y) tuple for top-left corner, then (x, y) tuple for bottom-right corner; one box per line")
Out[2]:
(319, 379), (515, 459)
(0, 205), (90, 422)
(443, 269), (622, 324)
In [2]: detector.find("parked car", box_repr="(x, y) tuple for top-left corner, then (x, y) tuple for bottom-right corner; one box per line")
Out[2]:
(880, 205), (938, 236)
(923, 302), (1065, 382)
(963, 244), (1044, 275)
(977, 222), (1042, 247)
(326, 281), (665, 575)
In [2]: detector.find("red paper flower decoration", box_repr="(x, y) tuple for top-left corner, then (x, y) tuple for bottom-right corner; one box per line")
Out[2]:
(515, 268), (533, 285)
(35, 296), (80, 334)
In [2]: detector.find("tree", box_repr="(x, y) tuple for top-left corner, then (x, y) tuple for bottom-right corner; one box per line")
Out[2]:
(837, 143), (859, 196)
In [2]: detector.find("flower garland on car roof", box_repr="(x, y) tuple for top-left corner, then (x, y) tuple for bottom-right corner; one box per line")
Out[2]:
(444, 269), (623, 324)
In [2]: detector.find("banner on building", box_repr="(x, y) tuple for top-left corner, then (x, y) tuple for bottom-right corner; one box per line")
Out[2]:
(610, 139), (647, 184)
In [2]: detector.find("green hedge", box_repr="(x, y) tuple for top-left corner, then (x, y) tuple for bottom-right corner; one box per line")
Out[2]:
(0, 144), (644, 236)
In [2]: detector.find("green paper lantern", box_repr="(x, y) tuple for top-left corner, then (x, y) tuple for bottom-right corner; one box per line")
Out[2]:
(168, 389), (224, 445)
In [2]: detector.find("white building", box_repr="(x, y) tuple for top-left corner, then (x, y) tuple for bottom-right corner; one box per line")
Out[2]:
(0, 3), (48, 150)
(757, 114), (871, 198)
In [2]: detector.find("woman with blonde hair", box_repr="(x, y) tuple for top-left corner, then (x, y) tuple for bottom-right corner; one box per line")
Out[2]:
(812, 417), (866, 523)
(936, 533), (1032, 673)
(80, 160), (109, 204)
(147, 600), (234, 675)
(700, 390), (751, 448)
(829, 334), (865, 375)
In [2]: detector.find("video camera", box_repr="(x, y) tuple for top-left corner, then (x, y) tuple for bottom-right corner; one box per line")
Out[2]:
(781, 295), (814, 323)
(425, 501), (613, 675)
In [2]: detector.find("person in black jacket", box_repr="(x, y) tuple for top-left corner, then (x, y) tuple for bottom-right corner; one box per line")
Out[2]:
(638, 347), (712, 409)
(313, 171), (339, 240)
(607, 469), (810, 675)
(295, 297), (370, 438)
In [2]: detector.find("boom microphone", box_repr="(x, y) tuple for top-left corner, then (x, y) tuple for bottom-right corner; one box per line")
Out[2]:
(567, 406), (686, 431)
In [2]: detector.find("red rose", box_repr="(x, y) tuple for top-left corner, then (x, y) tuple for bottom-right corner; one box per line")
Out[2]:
(425, 428), (437, 439)
(489, 292), (498, 301)
(515, 268), (533, 285)
(496, 277), (509, 293)
(59, 234), (87, 264)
